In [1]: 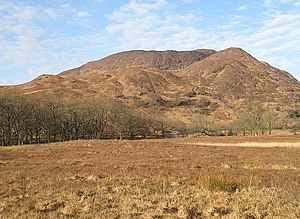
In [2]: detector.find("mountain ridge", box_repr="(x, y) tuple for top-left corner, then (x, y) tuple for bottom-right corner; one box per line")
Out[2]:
(60, 48), (217, 77)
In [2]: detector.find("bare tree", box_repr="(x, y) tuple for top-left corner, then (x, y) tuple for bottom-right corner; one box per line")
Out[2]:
(189, 115), (216, 136)
(263, 110), (277, 135)
(171, 120), (188, 137)
(152, 115), (172, 139)
(236, 106), (265, 136)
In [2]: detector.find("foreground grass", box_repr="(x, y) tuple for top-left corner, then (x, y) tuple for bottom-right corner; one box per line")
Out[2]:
(0, 175), (299, 219)
(1, 137), (299, 218)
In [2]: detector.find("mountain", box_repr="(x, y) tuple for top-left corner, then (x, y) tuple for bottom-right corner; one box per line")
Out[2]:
(1, 47), (299, 122)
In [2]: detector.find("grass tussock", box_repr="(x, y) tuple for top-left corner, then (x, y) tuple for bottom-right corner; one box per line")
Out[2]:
(200, 176), (242, 193)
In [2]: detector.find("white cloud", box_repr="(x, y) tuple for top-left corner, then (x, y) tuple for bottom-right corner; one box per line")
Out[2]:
(119, 0), (167, 16)
(77, 11), (90, 17)
(44, 8), (58, 19)
(236, 6), (248, 11)
(105, 0), (208, 51)
(184, 0), (201, 3)
(264, 0), (300, 7)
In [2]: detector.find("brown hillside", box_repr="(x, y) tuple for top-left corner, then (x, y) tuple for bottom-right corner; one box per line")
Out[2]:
(181, 48), (300, 111)
(1, 47), (299, 122)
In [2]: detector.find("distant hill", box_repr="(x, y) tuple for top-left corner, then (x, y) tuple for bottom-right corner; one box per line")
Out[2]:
(1, 47), (299, 122)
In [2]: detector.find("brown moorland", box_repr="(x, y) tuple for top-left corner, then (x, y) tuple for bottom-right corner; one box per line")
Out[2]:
(0, 136), (299, 218)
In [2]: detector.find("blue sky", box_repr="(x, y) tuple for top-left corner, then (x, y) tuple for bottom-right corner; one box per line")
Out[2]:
(1, 0), (300, 85)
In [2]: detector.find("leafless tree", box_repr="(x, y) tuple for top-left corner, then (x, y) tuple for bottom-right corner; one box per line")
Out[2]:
(236, 106), (265, 136)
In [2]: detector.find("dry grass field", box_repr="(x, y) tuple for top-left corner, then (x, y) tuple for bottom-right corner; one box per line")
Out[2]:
(0, 136), (299, 218)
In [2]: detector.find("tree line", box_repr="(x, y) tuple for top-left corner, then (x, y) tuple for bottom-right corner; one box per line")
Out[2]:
(188, 106), (299, 137)
(234, 106), (300, 136)
(0, 93), (187, 146)
(0, 92), (299, 146)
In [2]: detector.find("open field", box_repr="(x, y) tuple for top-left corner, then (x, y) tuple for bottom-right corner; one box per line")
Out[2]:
(0, 136), (299, 218)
